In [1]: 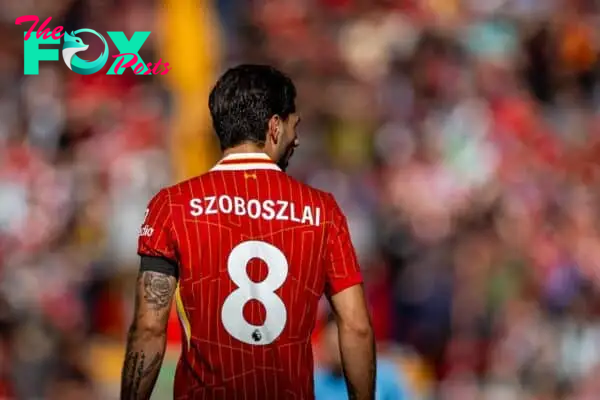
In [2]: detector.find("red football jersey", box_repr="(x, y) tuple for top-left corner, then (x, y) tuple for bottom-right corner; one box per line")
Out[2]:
(138, 153), (363, 400)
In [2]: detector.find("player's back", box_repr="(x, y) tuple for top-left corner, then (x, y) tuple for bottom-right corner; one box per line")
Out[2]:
(153, 153), (361, 400)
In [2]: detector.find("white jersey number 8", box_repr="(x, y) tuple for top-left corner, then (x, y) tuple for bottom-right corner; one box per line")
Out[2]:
(221, 240), (288, 345)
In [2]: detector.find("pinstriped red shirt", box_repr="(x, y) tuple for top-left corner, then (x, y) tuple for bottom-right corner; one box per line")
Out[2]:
(138, 153), (363, 400)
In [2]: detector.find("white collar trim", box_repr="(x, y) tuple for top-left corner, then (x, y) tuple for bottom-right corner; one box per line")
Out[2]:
(210, 152), (281, 172)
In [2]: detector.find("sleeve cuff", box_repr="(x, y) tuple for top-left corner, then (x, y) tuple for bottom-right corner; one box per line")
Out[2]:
(327, 273), (363, 296)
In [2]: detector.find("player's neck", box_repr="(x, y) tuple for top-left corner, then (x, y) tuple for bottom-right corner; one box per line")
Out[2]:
(222, 144), (272, 159)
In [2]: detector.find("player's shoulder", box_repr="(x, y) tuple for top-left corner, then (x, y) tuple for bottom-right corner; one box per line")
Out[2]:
(148, 170), (247, 203)
(157, 174), (212, 201)
(279, 173), (339, 208)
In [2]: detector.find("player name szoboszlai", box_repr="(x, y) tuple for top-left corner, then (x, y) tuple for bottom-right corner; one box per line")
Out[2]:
(189, 195), (321, 227)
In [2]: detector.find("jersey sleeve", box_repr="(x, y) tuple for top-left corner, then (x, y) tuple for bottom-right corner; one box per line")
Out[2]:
(137, 189), (178, 264)
(324, 194), (363, 296)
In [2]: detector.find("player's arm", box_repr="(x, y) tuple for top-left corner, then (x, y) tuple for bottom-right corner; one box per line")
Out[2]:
(324, 195), (376, 400)
(329, 285), (376, 400)
(121, 189), (178, 400)
(120, 264), (176, 400)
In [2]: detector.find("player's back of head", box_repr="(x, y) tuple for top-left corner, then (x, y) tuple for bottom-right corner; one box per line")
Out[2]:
(209, 64), (297, 151)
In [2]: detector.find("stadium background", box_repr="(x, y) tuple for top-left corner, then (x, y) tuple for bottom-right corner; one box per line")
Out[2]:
(2, 0), (600, 398)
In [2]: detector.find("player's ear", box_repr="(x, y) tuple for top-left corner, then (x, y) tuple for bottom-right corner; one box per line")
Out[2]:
(267, 115), (282, 144)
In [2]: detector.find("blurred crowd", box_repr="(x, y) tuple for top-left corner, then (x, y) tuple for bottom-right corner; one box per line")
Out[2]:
(0, 0), (171, 398)
(3, 0), (600, 399)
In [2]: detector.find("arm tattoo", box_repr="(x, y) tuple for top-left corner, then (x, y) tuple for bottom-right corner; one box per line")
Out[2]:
(120, 271), (175, 400)
(142, 271), (174, 310)
(121, 346), (162, 400)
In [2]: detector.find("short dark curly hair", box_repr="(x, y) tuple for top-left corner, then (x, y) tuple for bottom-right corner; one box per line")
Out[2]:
(208, 64), (297, 151)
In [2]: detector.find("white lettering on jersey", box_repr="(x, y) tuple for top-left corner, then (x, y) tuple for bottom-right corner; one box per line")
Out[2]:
(234, 196), (245, 216)
(138, 208), (154, 237)
(301, 205), (314, 226)
(219, 195), (233, 213)
(262, 200), (275, 220)
(205, 196), (217, 215)
(290, 202), (301, 223)
(275, 201), (289, 221)
(247, 199), (261, 219)
(188, 195), (321, 226)
(190, 198), (203, 216)
(138, 225), (154, 237)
